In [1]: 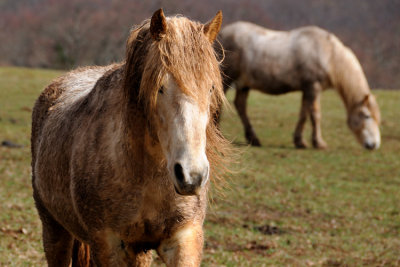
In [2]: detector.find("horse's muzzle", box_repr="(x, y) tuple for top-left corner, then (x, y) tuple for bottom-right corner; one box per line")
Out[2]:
(364, 142), (377, 150)
(173, 163), (208, 195)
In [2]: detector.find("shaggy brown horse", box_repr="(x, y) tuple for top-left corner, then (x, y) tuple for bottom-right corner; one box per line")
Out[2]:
(219, 21), (381, 149)
(31, 9), (229, 266)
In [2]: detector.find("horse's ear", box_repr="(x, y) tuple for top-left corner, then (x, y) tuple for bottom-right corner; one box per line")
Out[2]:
(204, 11), (223, 43)
(150, 8), (167, 41)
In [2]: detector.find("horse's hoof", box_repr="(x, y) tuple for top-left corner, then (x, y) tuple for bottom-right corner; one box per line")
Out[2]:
(312, 140), (328, 149)
(245, 133), (261, 147)
(250, 140), (262, 147)
(295, 143), (307, 149)
(294, 136), (307, 149)
(247, 137), (261, 147)
(314, 143), (328, 149)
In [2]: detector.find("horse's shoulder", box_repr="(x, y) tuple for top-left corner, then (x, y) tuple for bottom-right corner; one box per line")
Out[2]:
(64, 65), (119, 89)
(36, 66), (107, 104)
(32, 64), (121, 134)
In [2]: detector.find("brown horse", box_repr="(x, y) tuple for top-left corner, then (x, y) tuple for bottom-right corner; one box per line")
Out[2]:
(31, 9), (230, 266)
(219, 21), (381, 149)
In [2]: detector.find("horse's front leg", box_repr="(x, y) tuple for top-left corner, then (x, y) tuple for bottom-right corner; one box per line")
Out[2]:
(33, 193), (74, 267)
(234, 87), (261, 146)
(309, 83), (327, 149)
(294, 92), (309, 148)
(89, 230), (123, 267)
(90, 229), (153, 267)
(157, 222), (203, 267)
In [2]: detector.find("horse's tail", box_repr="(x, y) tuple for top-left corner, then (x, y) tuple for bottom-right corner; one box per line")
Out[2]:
(72, 239), (91, 267)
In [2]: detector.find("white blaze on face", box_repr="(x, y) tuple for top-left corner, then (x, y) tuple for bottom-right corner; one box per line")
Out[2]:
(361, 117), (381, 149)
(156, 74), (210, 195)
(349, 105), (381, 150)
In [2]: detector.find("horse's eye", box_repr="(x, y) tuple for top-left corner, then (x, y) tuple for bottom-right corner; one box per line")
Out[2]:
(363, 114), (371, 119)
(158, 86), (164, 94)
(360, 112), (371, 119)
(210, 85), (215, 94)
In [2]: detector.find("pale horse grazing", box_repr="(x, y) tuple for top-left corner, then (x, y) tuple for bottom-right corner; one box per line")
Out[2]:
(218, 21), (381, 149)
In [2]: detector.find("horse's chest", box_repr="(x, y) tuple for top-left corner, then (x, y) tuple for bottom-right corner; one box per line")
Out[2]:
(122, 217), (168, 241)
(120, 190), (203, 246)
(119, 208), (185, 251)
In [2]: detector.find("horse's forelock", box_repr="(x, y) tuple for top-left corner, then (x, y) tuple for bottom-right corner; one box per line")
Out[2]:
(124, 15), (232, 186)
(127, 16), (224, 113)
(157, 17), (230, 187)
(159, 17), (224, 111)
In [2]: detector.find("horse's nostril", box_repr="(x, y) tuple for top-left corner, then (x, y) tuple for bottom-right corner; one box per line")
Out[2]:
(174, 163), (185, 182)
(190, 172), (203, 186)
(364, 143), (375, 150)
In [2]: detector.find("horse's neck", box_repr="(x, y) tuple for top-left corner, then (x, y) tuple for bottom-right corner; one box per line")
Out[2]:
(119, 104), (167, 181)
(106, 64), (166, 179)
(89, 67), (153, 171)
(332, 45), (370, 112)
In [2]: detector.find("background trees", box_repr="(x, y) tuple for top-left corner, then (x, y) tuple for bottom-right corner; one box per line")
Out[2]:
(0, 0), (399, 88)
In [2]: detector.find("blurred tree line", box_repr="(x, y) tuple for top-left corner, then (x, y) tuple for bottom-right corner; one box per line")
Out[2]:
(0, 0), (399, 88)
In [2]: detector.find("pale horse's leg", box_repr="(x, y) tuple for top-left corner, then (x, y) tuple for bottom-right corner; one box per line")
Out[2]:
(234, 87), (261, 146)
(157, 222), (204, 267)
(214, 79), (232, 125)
(294, 91), (310, 148)
(309, 82), (327, 149)
(293, 82), (327, 149)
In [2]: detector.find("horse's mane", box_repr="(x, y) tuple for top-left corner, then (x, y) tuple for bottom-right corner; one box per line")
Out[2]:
(329, 38), (381, 123)
(123, 16), (234, 186)
(328, 40), (364, 99)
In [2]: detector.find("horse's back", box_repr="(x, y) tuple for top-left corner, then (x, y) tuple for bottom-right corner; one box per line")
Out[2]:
(219, 22), (284, 90)
(221, 22), (334, 58)
(32, 65), (113, 122)
(220, 22), (335, 93)
(31, 66), (114, 158)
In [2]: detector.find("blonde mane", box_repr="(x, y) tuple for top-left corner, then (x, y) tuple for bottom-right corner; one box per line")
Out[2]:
(123, 16), (233, 186)
(330, 37), (380, 122)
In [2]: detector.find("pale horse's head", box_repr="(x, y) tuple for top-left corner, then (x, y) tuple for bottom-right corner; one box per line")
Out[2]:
(347, 94), (381, 150)
(148, 9), (223, 195)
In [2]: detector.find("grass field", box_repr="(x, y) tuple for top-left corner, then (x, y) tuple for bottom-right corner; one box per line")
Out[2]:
(0, 67), (399, 266)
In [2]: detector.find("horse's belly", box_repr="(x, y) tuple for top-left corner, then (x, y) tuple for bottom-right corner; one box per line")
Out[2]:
(238, 61), (299, 94)
(258, 83), (296, 95)
(121, 220), (166, 246)
(246, 72), (298, 95)
(119, 192), (206, 248)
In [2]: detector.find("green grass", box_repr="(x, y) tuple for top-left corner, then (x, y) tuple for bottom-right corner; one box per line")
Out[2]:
(0, 67), (63, 266)
(1, 67), (399, 266)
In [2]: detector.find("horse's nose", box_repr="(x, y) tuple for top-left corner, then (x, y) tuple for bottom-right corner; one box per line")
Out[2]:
(174, 163), (185, 183)
(173, 163), (208, 195)
(189, 171), (203, 185)
(364, 142), (376, 150)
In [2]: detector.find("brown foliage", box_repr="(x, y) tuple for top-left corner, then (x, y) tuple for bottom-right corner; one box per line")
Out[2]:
(0, 0), (399, 88)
